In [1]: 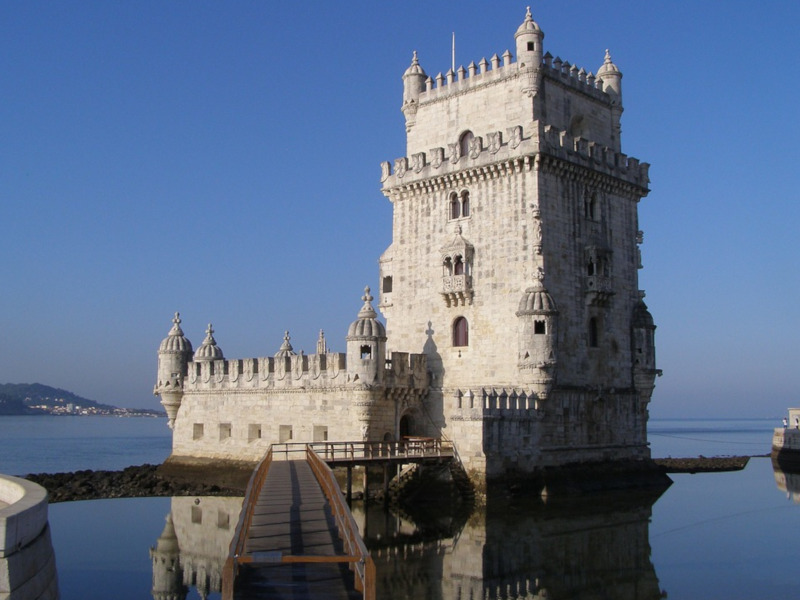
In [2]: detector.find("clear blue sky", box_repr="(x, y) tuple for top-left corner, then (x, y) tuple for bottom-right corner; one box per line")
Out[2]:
(1, 2), (797, 419)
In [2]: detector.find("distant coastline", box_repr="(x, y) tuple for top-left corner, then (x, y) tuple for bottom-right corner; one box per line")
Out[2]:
(0, 382), (164, 417)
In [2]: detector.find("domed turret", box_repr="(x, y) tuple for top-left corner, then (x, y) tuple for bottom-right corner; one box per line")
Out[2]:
(346, 287), (387, 385)
(516, 272), (558, 395)
(515, 7), (544, 67)
(155, 313), (193, 429)
(402, 51), (427, 130)
(150, 513), (188, 600)
(597, 49), (622, 97)
(274, 331), (296, 358)
(194, 324), (224, 362)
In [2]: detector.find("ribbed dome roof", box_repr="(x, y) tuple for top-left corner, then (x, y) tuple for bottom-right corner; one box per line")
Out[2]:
(194, 324), (224, 361)
(158, 312), (193, 354)
(347, 287), (387, 340)
(515, 6), (542, 37)
(632, 300), (655, 329)
(274, 331), (296, 358)
(517, 277), (558, 315)
(403, 51), (426, 77)
(597, 49), (620, 76)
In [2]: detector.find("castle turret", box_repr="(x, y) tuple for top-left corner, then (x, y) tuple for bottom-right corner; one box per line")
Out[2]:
(515, 6), (544, 97)
(346, 287), (386, 385)
(402, 51), (427, 131)
(632, 298), (659, 402)
(597, 49), (623, 149)
(193, 324), (223, 362)
(150, 514), (188, 600)
(516, 271), (558, 397)
(155, 313), (193, 429)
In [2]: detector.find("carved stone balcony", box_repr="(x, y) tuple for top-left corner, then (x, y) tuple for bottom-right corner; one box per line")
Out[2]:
(442, 274), (474, 307)
(585, 275), (614, 306)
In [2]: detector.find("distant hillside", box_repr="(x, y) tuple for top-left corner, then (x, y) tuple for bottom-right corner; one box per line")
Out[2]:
(0, 383), (116, 413)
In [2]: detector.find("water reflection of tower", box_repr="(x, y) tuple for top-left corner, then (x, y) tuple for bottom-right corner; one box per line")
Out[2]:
(150, 514), (188, 600)
(150, 497), (244, 600)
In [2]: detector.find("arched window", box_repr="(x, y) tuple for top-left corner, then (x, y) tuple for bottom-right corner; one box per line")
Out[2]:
(443, 256), (453, 276)
(459, 131), (474, 159)
(453, 317), (469, 347)
(450, 193), (460, 219)
(454, 256), (465, 275)
(461, 191), (470, 217)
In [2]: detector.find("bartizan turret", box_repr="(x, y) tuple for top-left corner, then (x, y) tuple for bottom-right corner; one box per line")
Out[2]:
(155, 313), (193, 429)
(515, 6), (544, 97)
(632, 296), (660, 403)
(596, 49), (623, 150)
(516, 270), (558, 397)
(402, 51), (427, 132)
(346, 287), (386, 385)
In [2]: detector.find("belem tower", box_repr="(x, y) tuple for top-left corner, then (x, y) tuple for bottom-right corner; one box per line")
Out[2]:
(154, 8), (660, 488)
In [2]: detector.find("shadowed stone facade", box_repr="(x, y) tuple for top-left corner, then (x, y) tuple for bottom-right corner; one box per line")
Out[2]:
(155, 8), (660, 489)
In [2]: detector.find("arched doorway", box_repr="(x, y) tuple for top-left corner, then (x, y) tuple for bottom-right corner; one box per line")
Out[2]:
(399, 414), (414, 439)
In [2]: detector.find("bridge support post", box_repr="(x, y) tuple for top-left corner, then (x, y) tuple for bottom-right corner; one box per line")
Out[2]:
(346, 466), (353, 503)
(382, 464), (390, 505)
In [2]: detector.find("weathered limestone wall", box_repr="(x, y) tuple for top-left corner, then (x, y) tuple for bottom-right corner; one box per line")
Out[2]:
(171, 387), (402, 463)
(0, 475), (58, 600)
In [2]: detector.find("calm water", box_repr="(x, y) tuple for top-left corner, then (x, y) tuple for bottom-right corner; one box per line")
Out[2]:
(4, 416), (798, 599)
(0, 415), (171, 475)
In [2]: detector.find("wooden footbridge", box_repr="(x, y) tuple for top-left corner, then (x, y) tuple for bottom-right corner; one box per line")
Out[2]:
(222, 439), (455, 600)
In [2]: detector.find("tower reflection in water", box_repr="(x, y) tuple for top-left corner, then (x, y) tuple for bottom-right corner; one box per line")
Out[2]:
(150, 487), (666, 600)
(150, 497), (244, 600)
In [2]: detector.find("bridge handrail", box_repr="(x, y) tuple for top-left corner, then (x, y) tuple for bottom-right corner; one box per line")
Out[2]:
(307, 438), (454, 462)
(306, 446), (376, 600)
(222, 445), (274, 599)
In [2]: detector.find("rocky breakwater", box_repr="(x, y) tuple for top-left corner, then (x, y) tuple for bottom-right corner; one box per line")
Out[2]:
(25, 464), (244, 503)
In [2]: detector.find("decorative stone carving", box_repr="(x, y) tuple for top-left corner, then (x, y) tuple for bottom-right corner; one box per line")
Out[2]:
(468, 136), (482, 159)
(487, 131), (502, 154)
(411, 152), (426, 173)
(448, 142), (460, 164)
(380, 161), (391, 182)
(508, 125), (523, 149)
(430, 147), (444, 168)
(394, 157), (408, 178)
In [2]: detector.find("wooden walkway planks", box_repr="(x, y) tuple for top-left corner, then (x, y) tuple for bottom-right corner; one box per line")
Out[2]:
(233, 460), (360, 600)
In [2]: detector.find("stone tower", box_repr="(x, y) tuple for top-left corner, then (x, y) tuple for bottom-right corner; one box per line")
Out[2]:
(379, 8), (659, 482)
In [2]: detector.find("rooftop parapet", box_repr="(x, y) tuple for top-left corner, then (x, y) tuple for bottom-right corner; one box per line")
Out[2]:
(411, 48), (613, 108)
(182, 351), (427, 393)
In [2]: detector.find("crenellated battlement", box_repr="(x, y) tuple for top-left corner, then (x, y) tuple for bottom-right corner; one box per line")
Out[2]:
(541, 52), (609, 100)
(381, 121), (649, 193)
(179, 350), (426, 393)
(413, 50), (611, 107)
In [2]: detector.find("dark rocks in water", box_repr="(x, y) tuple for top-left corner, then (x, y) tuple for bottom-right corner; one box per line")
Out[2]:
(654, 456), (750, 473)
(24, 464), (244, 503)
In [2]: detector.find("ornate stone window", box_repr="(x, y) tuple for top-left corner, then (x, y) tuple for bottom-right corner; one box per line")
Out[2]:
(584, 190), (599, 221)
(585, 246), (614, 305)
(453, 317), (469, 347)
(461, 191), (470, 217)
(441, 227), (474, 306)
(450, 193), (461, 219)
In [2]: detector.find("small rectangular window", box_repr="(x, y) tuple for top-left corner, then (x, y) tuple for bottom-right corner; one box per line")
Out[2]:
(382, 276), (393, 293)
(360, 344), (372, 359)
(279, 425), (293, 443)
(248, 424), (262, 442)
(191, 506), (202, 524)
(193, 423), (204, 440)
(313, 425), (328, 442)
(217, 510), (230, 530)
(534, 320), (546, 334)
(219, 423), (232, 440)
